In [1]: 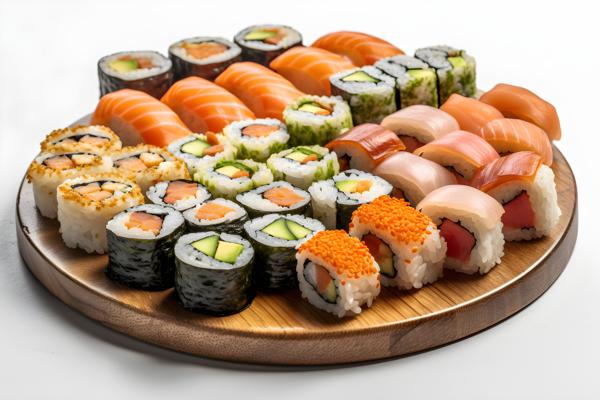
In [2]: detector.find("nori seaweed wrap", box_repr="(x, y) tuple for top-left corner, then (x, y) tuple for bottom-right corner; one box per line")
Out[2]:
(234, 24), (302, 66)
(182, 198), (248, 235)
(168, 37), (241, 81)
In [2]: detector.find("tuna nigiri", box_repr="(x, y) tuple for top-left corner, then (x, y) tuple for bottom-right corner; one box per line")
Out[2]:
(312, 31), (404, 66)
(440, 94), (503, 134)
(215, 62), (305, 120)
(91, 89), (192, 147)
(270, 46), (356, 96)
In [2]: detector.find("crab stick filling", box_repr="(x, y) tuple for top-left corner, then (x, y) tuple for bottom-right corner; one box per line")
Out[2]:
(438, 219), (475, 263)
(43, 153), (97, 170)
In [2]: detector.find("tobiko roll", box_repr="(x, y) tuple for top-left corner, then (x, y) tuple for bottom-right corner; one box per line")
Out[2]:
(183, 198), (248, 235)
(266, 145), (339, 190)
(40, 125), (122, 154)
(146, 180), (211, 212)
(168, 37), (241, 81)
(222, 118), (289, 161)
(236, 181), (311, 218)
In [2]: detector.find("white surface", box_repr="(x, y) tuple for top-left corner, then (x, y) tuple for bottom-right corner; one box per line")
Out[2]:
(1, 0), (598, 398)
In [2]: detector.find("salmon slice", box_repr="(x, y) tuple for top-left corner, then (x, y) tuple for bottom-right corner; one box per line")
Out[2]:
(125, 211), (163, 235)
(161, 77), (255, 133)
(74, 182), (101, 195)
(439, 219), (475, 263)
(205, 131), (220, 145)
(242, 124), (279, 137)
(314, 264), (334, 297)
(470, 151), (542, 193)
(203, 144), (224, 156)
(381, 105), (460, 146)
(44, 155), (75, 170)
(86, 190), (113, 201)
(195, 202), (234, 220)
(270, 46), (356, 96)
(231, 169), (250, 179)
(312, 31), (404, 66)
(91, 89), (192, 147)
(182, 42), (227, 59)
(163, 181), (198, 204)
(440, 94), (503, 134)
(114, 156), (147, 172)
(301, 154), (318, 164)
(502, 192), (535, 229)
(263, 187), (304, 207)
(215, 62), (305, 120)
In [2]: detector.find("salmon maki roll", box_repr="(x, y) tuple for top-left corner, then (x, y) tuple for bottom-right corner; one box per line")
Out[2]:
(161, 77), (255, 134)
(146, 180), (211, 212)
(215, 62), (305, 120)
(479, 83), (561, 141)
(183, 198), (248, 236)
(91, 89), (192, 147)
(270, 46), (356, 96)
(168, 36), (241, 81)
(440, 94), (503, 134)
(312, 31), (404, 66)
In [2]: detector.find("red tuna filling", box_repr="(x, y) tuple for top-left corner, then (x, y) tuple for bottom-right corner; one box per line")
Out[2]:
(502, 191), (535, 229)
(439, 219), (476, 262)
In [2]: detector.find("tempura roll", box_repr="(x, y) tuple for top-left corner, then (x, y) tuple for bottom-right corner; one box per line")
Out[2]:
(40, 125), (122, 154)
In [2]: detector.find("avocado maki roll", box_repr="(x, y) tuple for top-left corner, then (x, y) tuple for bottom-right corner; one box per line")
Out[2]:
(175, 231), (254, 315)
(236, 181), (311, 218)
(244, 214), (324, 290)
(146, 180), (211, 211)
(266, 145), (339, 190)
(168, 36), (241, 81)
(234, 24), (302, 66)
(329, 66), (396, 125)
(222, 118), (289, 162)
(196, 159), (273, 200)
(183, 198), (248, 235)
(168, 133), (237, 176)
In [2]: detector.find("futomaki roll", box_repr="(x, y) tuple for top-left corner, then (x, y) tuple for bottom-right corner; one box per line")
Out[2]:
(168, 133), (237, 176)
(146, 180), (211, 211)
(168, 36), (241, 81)
(183, 198), (248, 235)
(40, 125), (122, 154)
(266, 145), (339, 190)
(198, 159), (273, 199)
(236, 181), (310, 218)
(234, 24), (302, 66)
(222, 118), (289, 161)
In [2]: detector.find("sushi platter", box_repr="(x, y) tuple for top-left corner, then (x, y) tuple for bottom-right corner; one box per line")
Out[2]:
(16, 27), (577, 365)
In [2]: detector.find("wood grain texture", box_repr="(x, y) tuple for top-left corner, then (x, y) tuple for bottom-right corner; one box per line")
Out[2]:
(16, 146), (577, 365)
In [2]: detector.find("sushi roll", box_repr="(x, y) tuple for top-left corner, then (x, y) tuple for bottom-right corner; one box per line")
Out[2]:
(175, 231), (254, 315)
(146, 180), (211, 212)
(312, 31), (404, 66)
(56, 173), (144, 254)
(168, 37), (241, 81)
(183, 198), (248, 235)
(234, 24), (302, 66)
(325, 123), (405, 172)
(440, 94), (503, 134)
(40, 125), (122, 154)
(97, 51), (173, 99)
(266, 145), (339, 190)
(471, 151), (561, 241)
(284, 95), (353, 146)
(222, 118), (289, 162)
(167, 133), (237, 176)
(414, 45), (477, 104)
(349, 195), (446, 289)
(197, 159), (273, 199)
(296, 230), (380, 318)
(236, 181), (310, 218)
(417, 185), (505, 275)
(374, 55), (438, 108)
(26, 151), (112, 218)
(106, 204), (185, 290)
(329, 66), (397, 125)
(308, 169), (392, 230)
(244, 214), (325, 290)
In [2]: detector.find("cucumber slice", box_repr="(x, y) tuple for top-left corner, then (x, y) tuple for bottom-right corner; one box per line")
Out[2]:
(109, 59), (138, 72)
(215, 165), (241, 178)
(286, 220), (312, 240)
(261, 218), (296, 240)
(214, 241), (244, 263)
(181, 139), (210, 156)
(244, 30), (277, 41)
(448, 56), (466, 68)
(191, 235), (219, 258)
(341, 70), (379, 83)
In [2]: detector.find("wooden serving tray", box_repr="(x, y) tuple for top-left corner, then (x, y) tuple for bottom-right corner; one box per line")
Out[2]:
(16, 146), (577, 365)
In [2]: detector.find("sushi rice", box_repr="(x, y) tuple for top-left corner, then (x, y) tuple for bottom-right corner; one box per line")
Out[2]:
(266, 145), (339, 190)
(222, 118), (289, 161)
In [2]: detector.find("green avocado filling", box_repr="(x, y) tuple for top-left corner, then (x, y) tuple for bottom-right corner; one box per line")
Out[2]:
(192, 235), (244, 264)
(285, 147), (322, 163)
(109, 59), (138, 72)
(214, 160), (254, 178)
(448, 56), (466, 68)
(261, 218), (312, 241)
(181, 139), (210, 156)
(244, 30), (277, 41)
(335, 179), (372, 193)
(407, 69), (435, 80)
(297, 101), (331, 115)
(341, 70), (380, 83)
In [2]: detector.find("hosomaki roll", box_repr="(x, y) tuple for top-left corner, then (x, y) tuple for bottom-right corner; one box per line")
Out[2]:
(266, 145), (339, 189)
(349, 195), (446, 289)
(308, 169), (392, 230)
(56, 173), (144, 254)
(244, 214), (325, 290)
(27, 151), (113, 218)
(106, 204), (185, 290)
(296, 230), (380, 318)
(175, 231), (254, 315)
(222, 118), (289, 162)
(182, 198), (248, 236)
(146, 180), (211, 212)
(234, 24), (302, 66)
(40, 125), (122, 154)
(417, 185), (505, 275)
(236, 181), (311, 218)
(440, 94), (503, 134)
(197, 159), (273, 199)
(471, 151), (560, 241)
(167, 132), (237, 176)
(168, 36), (241, 81)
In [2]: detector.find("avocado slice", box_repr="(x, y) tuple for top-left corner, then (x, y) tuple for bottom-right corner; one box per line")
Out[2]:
(191, 235), (219, 258)
(109, 59), (139, 72)
(297, 102), (331, 115)
(341, 70), (379, 83)
(448, 56), (466, 68)
(285, 151), (309, 162)
(407, 69), (434, 80)
(323, 280), (337, 303)
(215, 165), (241, 178)
(244, 30), (277, 41)
(335, 179), (359, 193)
(214, 241), (244, 263)
(261, 218), (296, 240)
(286, 220), (312, 240)
(181, 139), (210, 156)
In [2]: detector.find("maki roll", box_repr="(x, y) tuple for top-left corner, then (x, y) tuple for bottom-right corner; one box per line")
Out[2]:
(349, 195), (446, 289)
(167, 133), (237, 176)
(329, 66), (396, 125)
(106, 204), (185, 290)
(374, 55), (438, 108)
(56, 173), (144, 254)
(183, 198), (248, 235)
(234, 24), (302, 66)
(236, 181), (311, 218)
(284, 95), (353, 146)
(197, 159), (273, 199)
(244, 214), (324, 290)
(40, 125), (122, 154)
(98, 51), (173, 99)
(414, 45), (476, 104)
(222, 118), (289, 162)
(308, 169), (392, 230)
(168, 37), (241, 81)
(296, 230), (380, 318)
(146, 180), (211, 211)
(175, 231), (254, 315)
(266, 145), (339, 190)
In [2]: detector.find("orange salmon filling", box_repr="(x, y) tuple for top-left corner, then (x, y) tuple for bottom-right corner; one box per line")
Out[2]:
(263, 187), (304, 207)
(73, 181), (129, 201)
(242, 124), (279, 137)
(195, 202), (234, 220)
(79, 135), (109, 145)
(182, 42), (227, 59)
(203, 144), (224, 156)
(125, 212), (163, 235)
(43, 154), (96, 170)
(115, 152), (164, 172)
(353, 180), (372, 193)
(163, 181), (198, 204)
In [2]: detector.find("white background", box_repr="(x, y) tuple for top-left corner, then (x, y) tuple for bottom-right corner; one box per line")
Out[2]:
(1, 0), (599, 398)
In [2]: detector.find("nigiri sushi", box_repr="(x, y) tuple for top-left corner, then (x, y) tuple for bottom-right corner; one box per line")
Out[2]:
(440, 94), (503, 134)
(311, 31), (404, 66)
(215, 62), (305, 120)
(91, 89), (192, 147)
(479, 83), (561, 141)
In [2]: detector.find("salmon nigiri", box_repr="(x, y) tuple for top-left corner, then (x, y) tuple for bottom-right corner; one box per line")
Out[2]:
(479, 83), (561, 141)
(160, 77), (255, 133)
(270, 46), (356, 96)
(215, 62), (305, 120)
(440, 94), (503, 134)
(91, 89), (192, 147)
(311, 31), (404, 66)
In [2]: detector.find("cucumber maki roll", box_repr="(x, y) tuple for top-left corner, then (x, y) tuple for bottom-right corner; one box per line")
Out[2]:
(168, 133), (237, 176)
(414, 45), (476, 104)
(222, 118), (289, 162)
(284, 95), (353, 146)
(329, 66), (396, 125)
(266, 145), (339, 190)
(106, 204), (186, 290)
(196, 159), (273, 199)
(146, 180), (211, 212)
(234, 24), (302, 66)
(308, 169), (392, 230)
(244, 214), (325, 290)
(175, 231), (254, 315)
(183, 198), (248, 235)
(374, 55), (438, 108)
(168, 37), (241, 81)
(236, 181), (310, 218)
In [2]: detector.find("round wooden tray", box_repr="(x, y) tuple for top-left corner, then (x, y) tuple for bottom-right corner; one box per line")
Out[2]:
(16, 146), (578, 365)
